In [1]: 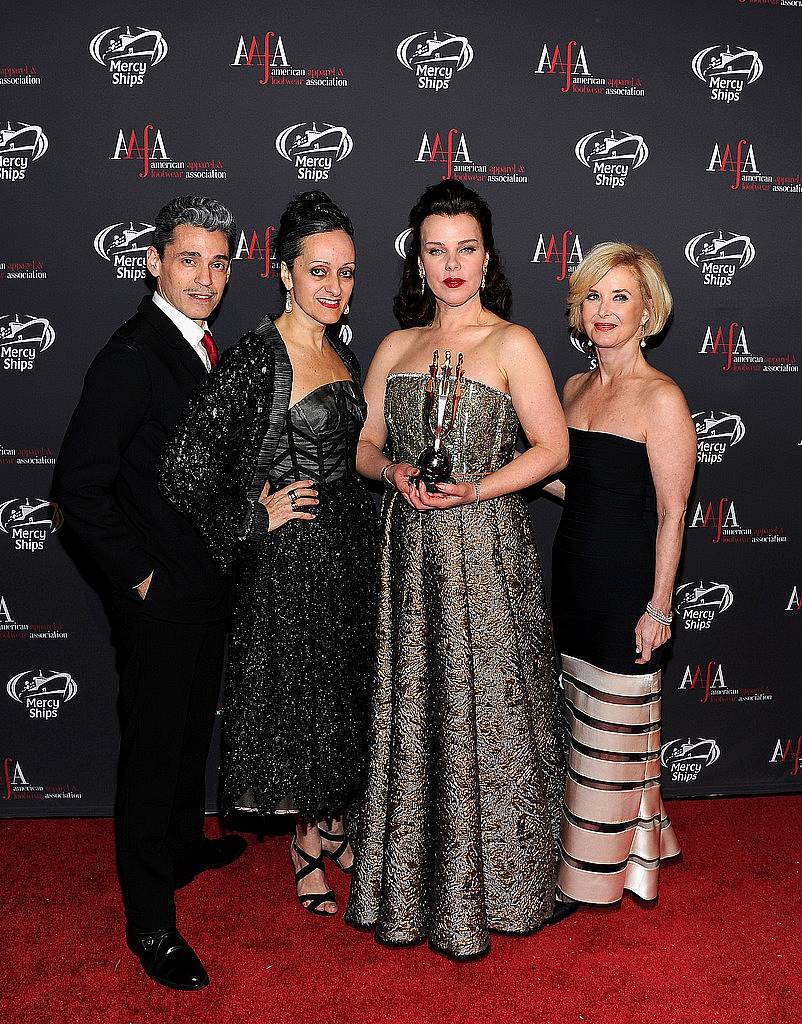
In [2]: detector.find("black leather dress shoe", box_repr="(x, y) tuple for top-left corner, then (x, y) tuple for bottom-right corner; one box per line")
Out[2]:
(174, 835), (247, 889)
(126, 926), (209, 990)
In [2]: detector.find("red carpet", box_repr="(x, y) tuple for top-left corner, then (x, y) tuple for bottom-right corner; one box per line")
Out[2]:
(1, 797), (798, 1024)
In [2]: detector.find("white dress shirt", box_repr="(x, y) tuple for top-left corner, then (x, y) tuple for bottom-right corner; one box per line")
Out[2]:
(152, 290), (211, 371)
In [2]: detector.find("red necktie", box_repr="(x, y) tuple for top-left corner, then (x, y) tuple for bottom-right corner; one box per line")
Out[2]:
(200, 330), (218, 369)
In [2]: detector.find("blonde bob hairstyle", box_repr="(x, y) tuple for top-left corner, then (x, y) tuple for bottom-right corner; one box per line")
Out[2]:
(567, 242), (672, 339)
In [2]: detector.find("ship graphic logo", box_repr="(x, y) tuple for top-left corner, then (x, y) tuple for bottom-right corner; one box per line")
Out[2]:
(397, 31), (474, 73)
(675, 582), (734, 618)
(693, 411), (746, 446)
(685, 231), (755, 270)
(575, 130), (649, 169)
(7, 669), (77, 705)
(0, 498), (63, 535)
(570, 330), (598, 369)
(89, 26), (168, 67)
(0, 314), (55, 351)
(692, 44), (763, 85)
(661, 737), (721, 772)
(394, 228), (413, 259)
(93, 222), (155, 262)
(275, 122), (353, 163)
(0, 121), (48, 161)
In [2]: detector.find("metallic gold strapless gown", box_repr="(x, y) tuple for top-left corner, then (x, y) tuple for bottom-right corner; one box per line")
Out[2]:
(346, 374), (566, 959)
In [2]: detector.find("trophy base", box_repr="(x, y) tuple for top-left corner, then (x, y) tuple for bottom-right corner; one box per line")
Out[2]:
(416, 447), (454, 493)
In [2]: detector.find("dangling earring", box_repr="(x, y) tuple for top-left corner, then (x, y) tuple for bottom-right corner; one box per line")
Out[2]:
(419, 264), (426, 288)
(481, 266), (487, 290)
(640, 322), (646, 348)
(343, 303), (349, 315)
(285, 289), (293, 313)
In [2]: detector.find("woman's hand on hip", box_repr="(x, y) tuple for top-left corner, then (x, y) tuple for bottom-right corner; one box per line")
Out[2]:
(258, 479), (318, 532)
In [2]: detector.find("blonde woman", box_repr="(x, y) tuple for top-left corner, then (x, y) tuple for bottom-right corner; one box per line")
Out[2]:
(545, 242), (696, 909)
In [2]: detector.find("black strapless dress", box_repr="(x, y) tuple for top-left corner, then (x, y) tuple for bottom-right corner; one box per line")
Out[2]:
(221, 380), (379, 819)
(551, 428), (679, 904)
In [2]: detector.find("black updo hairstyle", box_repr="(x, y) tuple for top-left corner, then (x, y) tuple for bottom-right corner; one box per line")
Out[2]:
(393, 178), (512, 328)
(273, 190), (354, 300)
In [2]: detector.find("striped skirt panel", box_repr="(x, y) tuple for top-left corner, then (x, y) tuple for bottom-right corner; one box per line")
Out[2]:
(556, 654), (680, 905)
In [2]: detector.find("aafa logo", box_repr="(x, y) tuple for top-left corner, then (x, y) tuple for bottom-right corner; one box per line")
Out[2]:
(661, 737), (721, 782)
(678, 661), (729, 702)
(675, 583), (734, 630)
(535, 41), (591, 92)
(689, 498), (741, 544)
(575, 130), (648, 188)
(699, 322), (752, 372)
(0, 498), (63, 551)
(685, 231), (755, 287)
(416, 129), (472, 179)
(708, 140), (760, 190)
(531, 231), (584, 281)
(233, 226), (278, 278)
(231, 32), (289, 83)
(94, 222), (154, 280)
(786, 585), (801, 612)
(276, 122), (352, 181)
(692, 44), (763, 102)
(0, 121), (48, 181)
(770, 737), (801, 776)
(0, 314), (55, 373)
(397, 31), (473, 90)
(89, 26), (167, 86)
(112, 125), (169, 178)
(7, 670), (77, 720)
(231, 32), (347, 88)
(2, 756), (42, 799)
(693, 411), (745, 463)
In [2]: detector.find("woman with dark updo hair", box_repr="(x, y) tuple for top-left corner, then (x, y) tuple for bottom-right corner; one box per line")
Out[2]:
(161, 191), (378, 917)
(345, 179), (569, 958)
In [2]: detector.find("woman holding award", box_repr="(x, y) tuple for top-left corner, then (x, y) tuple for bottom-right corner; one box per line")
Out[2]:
(345, 179), (569, 959)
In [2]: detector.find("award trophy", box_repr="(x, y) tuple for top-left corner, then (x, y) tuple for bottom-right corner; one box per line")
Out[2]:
(416, 349), (464, 491)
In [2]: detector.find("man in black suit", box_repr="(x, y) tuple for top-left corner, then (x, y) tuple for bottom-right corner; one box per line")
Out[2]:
(54, 196), (245, 990)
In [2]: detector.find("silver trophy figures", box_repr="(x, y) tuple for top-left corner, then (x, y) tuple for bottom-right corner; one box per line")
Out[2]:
(416, 349), (464, 492)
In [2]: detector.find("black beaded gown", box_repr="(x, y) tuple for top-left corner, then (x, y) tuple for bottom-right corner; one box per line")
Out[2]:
(346, 373), (566, 959)
(551, 428), (680, 904)
(223, 380), (379, 819)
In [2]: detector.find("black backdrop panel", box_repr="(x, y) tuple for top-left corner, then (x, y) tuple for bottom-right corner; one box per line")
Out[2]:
(2, 1), (800, 815)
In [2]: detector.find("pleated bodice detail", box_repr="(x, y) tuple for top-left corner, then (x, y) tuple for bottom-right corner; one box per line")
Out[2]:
(266, 380), (365, 490)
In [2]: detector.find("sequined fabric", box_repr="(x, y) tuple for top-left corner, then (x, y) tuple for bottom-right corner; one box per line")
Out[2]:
(224, 473), (378, 818)
(160, 319), (379, 819)
(346, 373), (566, 959)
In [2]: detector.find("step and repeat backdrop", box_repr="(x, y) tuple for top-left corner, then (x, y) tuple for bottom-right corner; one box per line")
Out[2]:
(1, 1), (800, 815)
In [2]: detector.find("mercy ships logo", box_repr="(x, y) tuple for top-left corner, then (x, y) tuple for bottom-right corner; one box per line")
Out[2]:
(0, 121), (48, 181)
(275, 122), (353, 181)
(89, 26), (167, 86)
(0, 314), (55, 372)
(692, 44), (763, 102)
(397, 31), (474, 90)
(575, 130), (648, 188)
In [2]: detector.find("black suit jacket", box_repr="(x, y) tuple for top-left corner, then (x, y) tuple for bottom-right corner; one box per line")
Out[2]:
(54, 296), (230, 622)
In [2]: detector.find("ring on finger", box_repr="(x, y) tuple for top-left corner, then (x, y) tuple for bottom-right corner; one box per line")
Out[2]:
(288, 489), (298, 503)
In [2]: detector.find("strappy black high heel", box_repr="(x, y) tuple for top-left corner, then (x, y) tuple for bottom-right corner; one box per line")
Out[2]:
(289, 838), (337, 916)
(317, 826), (355, 874)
